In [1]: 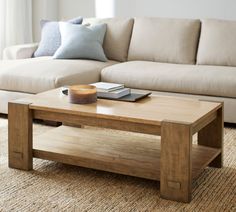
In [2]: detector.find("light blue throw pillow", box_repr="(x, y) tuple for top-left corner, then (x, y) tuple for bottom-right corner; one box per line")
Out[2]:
(53, 22), (108, 62)
(34, 17), (83, 57)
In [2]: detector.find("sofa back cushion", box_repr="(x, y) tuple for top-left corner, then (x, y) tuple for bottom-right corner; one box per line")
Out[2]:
(197, 19), (236, 67)
(83, 18), (134, 62)
(128, 17), (201, 64)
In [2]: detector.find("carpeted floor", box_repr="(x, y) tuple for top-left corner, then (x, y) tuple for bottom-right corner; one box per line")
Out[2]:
(0, 117), (235, 212)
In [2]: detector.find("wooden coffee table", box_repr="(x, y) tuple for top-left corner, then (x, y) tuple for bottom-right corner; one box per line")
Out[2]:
(8, 88), (223, 203)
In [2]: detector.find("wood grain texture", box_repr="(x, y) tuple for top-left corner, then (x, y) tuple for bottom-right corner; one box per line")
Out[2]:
(33, 126), (220, 182)
(7, 88), (223, 203)
(198, 105), (224, 168)
(192, 111), (217, 134)
(8, 101), (33, 170)
(160, 121), (192, 203)
(34, 110), (161, 135)
(22, 88), (221, 126)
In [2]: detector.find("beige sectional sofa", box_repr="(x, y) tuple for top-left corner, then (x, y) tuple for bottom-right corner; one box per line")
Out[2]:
(1, 17), (236, 123)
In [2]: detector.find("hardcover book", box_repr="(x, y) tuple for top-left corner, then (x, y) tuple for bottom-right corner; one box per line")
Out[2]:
(97, 88), (130, 99)
(91, 82), (124, 92)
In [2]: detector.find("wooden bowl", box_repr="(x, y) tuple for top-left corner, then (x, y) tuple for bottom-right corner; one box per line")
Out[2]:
(68, 85), (97, 104)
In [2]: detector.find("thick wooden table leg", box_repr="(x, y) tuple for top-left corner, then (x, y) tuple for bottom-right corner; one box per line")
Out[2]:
(8, 101), (33, 170)
(198, 106), (223, 168)
(161, 121), (192, 203)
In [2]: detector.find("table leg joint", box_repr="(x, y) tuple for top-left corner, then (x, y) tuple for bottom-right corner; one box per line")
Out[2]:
(8, 102), (33, 171)
(160, 120), (192, 203)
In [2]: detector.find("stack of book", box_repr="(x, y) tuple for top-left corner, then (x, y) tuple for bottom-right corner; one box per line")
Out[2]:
(91, 82), (130, 99)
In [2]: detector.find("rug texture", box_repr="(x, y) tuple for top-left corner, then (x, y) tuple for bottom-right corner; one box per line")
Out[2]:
(0, 117), (235, 212)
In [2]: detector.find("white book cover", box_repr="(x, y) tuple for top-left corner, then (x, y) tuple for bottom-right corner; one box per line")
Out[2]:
(91, 82), (124, 92)
(97, 88), (130, 99)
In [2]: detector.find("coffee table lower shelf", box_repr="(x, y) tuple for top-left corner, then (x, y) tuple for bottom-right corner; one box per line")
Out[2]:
(33, 126), (221, 181)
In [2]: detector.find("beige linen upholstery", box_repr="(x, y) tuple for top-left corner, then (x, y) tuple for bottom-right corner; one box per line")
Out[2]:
(101, 61), (236, 98)
(0, 57), (117, 94)
(83, 18), (134, 62)
(197, 19), (236, 66)
(3, 43), (38, 60)
(128, 17), (200, 64)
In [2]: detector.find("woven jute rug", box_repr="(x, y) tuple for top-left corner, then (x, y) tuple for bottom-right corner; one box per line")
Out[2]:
(0, 117), (235, 211)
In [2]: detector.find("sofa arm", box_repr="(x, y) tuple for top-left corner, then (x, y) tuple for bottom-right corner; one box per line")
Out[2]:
(3, 43), (38, 60)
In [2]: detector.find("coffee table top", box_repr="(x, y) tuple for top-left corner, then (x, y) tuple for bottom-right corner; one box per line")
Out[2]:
(20, 88), (222, 126)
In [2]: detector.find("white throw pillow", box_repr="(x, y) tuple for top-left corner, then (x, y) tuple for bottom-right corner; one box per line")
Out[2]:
(53, 22), (108, 62)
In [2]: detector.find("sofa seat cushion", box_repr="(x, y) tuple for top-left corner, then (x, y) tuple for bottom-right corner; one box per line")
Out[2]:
(0, 57), (117, 94)
(101, 61), (236, 98)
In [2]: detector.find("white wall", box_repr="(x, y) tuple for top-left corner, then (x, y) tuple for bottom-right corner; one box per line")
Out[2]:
(58, 0), (236, 20)
(58, 0), (95, 20)
(33, 0), (236, 41)
(113, 0), (236, 20)
(32, 0), (58, 42)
